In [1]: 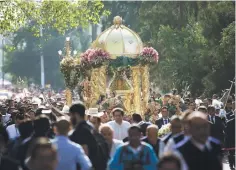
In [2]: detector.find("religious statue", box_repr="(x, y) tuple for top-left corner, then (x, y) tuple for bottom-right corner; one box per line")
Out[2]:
(109, 69), (132, 91)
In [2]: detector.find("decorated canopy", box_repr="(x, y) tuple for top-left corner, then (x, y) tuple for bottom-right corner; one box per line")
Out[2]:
(60, 16), (159, 114)
(92, 16), (143, 59)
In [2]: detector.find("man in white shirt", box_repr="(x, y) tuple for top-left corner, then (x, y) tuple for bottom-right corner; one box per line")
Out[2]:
(107, 108), (131, 140)
(6, 113), (24, 140)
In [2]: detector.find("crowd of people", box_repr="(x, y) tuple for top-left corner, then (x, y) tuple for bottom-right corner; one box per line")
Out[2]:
(0, 91), (235, 170)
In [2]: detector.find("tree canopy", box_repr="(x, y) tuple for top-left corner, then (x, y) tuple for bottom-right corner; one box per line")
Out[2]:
(2, 1), (235, 96)
(0, 0), (109, 36)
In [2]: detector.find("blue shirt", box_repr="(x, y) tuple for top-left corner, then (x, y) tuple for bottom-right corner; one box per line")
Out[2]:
(52, 136), (92, 170)
(108, 142), (158, 170)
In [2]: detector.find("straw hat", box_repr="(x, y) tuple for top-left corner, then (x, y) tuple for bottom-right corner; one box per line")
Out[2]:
(86, 108), (104, 117)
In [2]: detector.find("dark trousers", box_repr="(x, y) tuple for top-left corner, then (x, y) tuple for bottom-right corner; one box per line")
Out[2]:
(228, 150), (235, 168)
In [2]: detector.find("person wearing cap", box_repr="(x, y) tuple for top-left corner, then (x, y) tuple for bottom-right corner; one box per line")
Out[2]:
(52, 117), (92, 170)
(86, 108), (104, 131)
(108, 125), (158, 170)
(107, 108), (131, 141)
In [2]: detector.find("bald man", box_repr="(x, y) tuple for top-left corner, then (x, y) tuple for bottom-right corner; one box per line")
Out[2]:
(99, 124), (123, 158)
(165, 111), (192, 152)
(173, 111), (222, 170)
(141, 124), (165, 158)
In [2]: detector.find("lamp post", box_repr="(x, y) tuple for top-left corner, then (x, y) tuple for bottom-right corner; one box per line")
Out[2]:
(40, 26), (45, 89)
(1, 37), (4, 88)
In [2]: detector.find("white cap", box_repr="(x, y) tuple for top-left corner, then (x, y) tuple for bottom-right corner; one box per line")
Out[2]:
(42, 109), (52, 114)
(86, 108), (104, 117)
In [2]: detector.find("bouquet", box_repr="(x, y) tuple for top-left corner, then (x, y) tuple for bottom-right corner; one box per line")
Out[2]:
(60, 57), (75, 76)
(158, 123), (171, 137)
(80, 48), (110, 68)
(60, 57), (80, 89)
(138, 47), (159, 64)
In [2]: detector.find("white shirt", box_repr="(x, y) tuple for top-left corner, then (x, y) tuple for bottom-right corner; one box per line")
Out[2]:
(6, 124), (20, 140)
(128, 145), (143, 154)
(164, 134), (189, 153)
(2, 113), (11, 126)
(158, 139), (165, 158)
(107, 120), (131, 140)
(110, 139), (123, 158)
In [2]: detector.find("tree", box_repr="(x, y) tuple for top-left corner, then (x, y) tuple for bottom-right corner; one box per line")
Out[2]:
(138, 1), (235, 96)
(102, 1), (141, 31)
(0, 0), (109, 36)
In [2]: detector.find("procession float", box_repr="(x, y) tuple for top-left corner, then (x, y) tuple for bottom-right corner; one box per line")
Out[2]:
(59, 16), (160, 114)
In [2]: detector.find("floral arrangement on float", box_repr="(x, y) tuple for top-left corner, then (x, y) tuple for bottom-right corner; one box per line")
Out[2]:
(158, 123), (171, 137)
(60, 57), (80, 89)
(80, 48), (110, 68)
(138, 47), (159, 64)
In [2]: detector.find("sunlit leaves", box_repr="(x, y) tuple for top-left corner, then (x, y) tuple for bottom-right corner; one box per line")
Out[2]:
(0, 0), (109, 36)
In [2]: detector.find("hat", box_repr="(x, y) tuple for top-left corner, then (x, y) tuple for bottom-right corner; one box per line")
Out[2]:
(42, 109), (52, 114)
(38, 105), (46, 109)
(111, 107), (124, 114)
(56, 102), (63, 106)
(61, 105), (70, 114)
(86, 108), (104, 117)
(32, 102), (38, 105)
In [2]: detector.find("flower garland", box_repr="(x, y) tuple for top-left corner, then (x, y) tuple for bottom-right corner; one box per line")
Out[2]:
(138, 47), (159, 64)
(60, 57), (80, 89)
(158, 123), (171, 137)
(80, 48), (110, 68)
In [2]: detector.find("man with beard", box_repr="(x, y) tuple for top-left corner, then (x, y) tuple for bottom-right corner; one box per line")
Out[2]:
(69, 103), (109, 170)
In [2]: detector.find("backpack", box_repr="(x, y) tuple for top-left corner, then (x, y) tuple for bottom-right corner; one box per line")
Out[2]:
(87, 127), (110, 170)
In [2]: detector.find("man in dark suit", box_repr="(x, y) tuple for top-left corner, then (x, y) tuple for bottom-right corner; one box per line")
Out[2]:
(174, 111), (222, 170)
(207, 105), (225, 143)
(155, 106), (170, 129)
(225, 113), (235, 169)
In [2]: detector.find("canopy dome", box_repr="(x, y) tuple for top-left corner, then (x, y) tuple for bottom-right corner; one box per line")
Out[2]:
(92, 16), (143, 59)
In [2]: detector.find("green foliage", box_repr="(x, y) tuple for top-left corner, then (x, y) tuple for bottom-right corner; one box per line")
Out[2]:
(0, 0), (109, 36)
(136, 1), (235, 96)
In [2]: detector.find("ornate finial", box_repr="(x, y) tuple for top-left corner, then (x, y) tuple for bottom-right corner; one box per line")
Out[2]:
(113, 16), (122, 27)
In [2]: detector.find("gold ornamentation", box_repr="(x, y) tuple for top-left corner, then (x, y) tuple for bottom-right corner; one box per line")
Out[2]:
(89, 68), (100, 107)
(113, 16), (122, 27)
(140, 65), (150, 114)
(131, 66), (141, 113)
(65, 88), (72, 106)
(98, 66), (107, 95)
